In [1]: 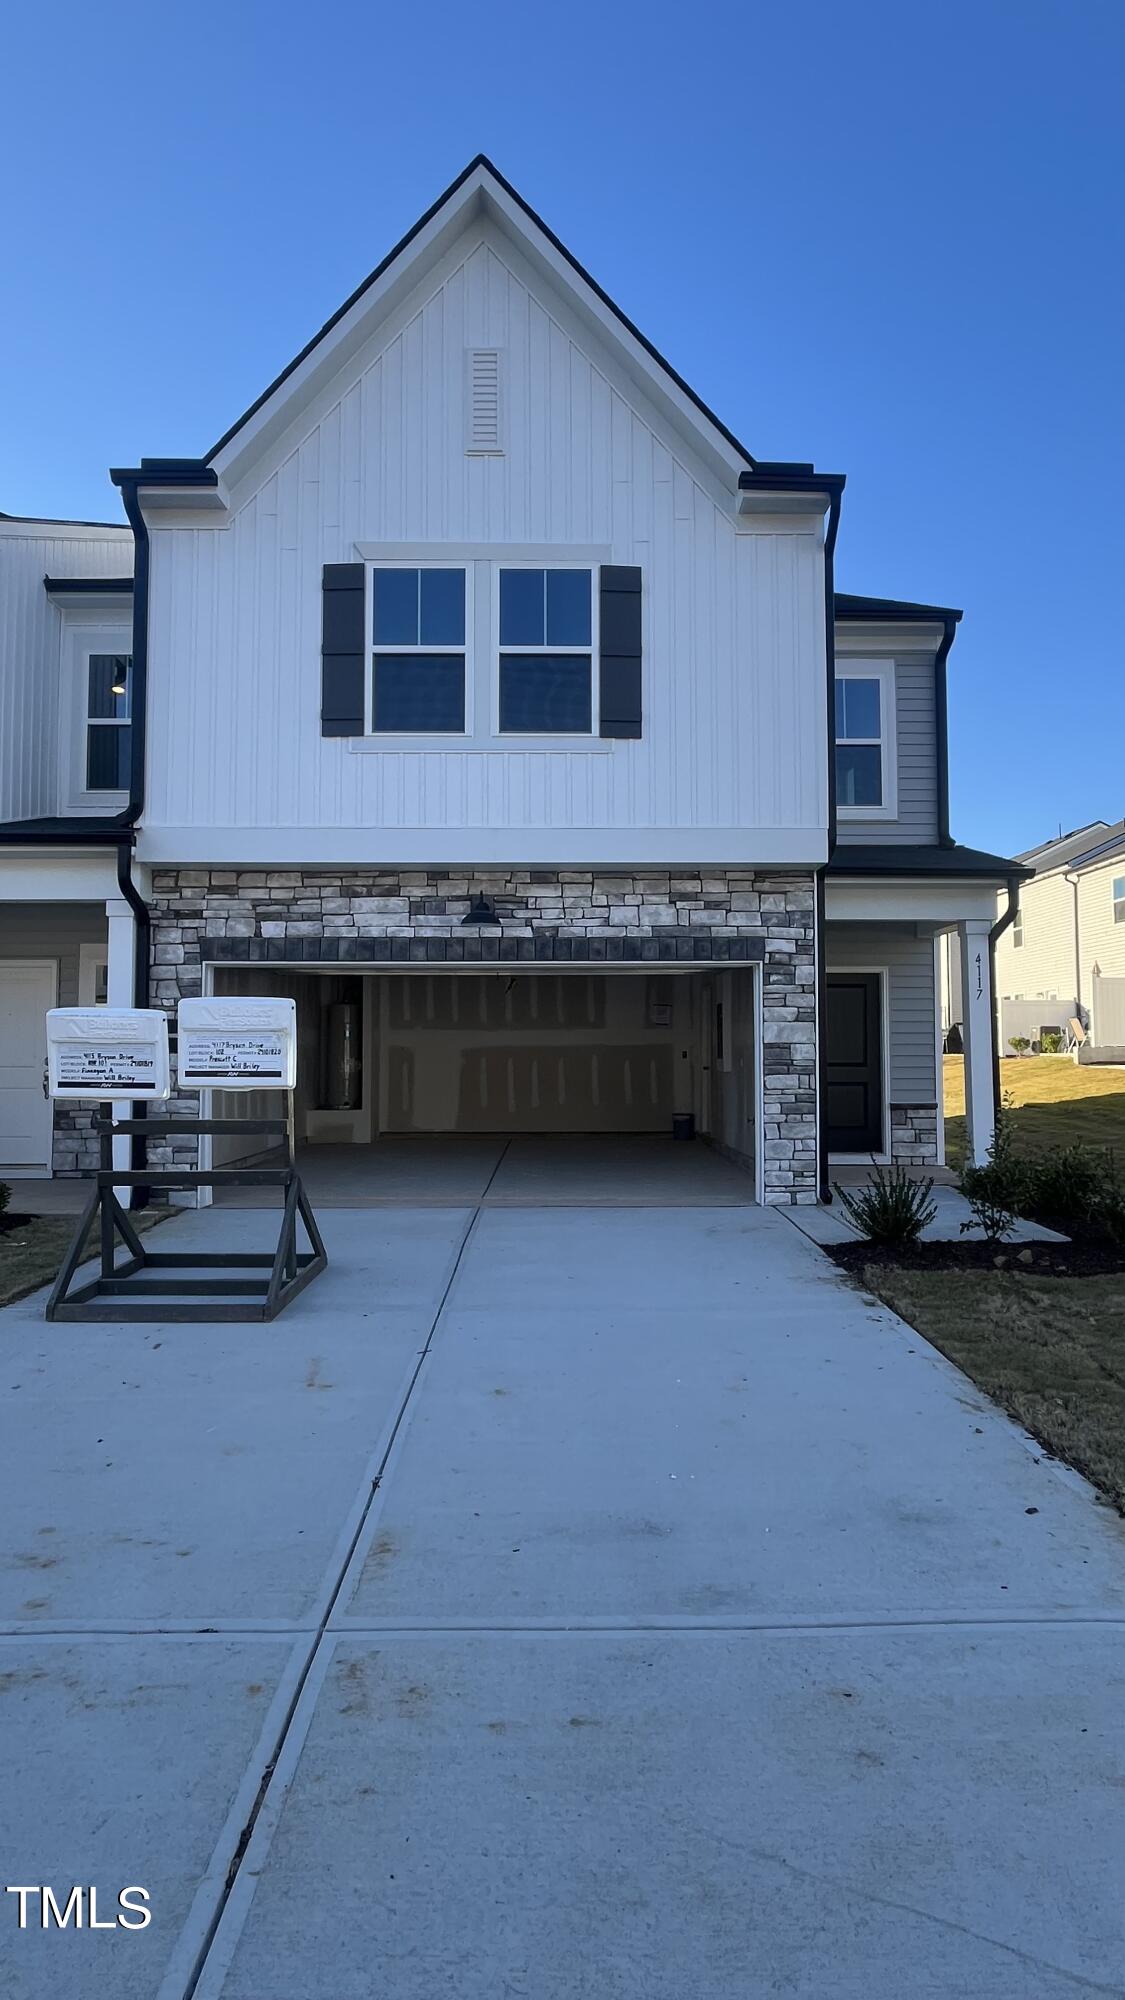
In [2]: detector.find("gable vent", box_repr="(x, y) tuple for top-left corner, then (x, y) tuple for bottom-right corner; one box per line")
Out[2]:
(466, 348), (503, 454)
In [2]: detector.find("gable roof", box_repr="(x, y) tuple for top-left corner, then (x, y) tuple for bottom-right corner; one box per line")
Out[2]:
(1022, 820), (1125, 877)
(1017, 820), (1112, 870)
(202, 156), (758, 487)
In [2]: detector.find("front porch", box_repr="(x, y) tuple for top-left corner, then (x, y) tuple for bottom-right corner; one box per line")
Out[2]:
(825, 857), (1010, 1171)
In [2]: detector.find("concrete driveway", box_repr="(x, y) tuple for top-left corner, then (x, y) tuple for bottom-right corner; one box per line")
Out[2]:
(2, 1176), (1124, 1999)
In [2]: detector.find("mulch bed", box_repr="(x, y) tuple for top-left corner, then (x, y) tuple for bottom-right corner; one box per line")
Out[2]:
(0, 1213), (36, 1236)
(826, 1237), (1125, 1279)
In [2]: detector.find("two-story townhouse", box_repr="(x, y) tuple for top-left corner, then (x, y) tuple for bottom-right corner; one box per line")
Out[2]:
(987, 820), (1125, 1056)
(0, 158), (1026, 1200)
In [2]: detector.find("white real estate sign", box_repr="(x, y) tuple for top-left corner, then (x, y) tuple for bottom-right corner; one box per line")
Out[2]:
(46, 1008), (171, 1101)
(177, 998), (297, 1091)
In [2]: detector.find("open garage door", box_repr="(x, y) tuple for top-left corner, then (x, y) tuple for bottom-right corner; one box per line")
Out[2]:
(207, 964), (760, 1196)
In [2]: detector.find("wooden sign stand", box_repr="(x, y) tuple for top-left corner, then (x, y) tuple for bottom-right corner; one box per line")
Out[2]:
(45, 1110), (327, 1323)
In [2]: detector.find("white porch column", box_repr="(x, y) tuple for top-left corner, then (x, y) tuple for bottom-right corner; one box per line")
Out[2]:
(105, 896), (136, 1183)
(958, 917), (995, 1165)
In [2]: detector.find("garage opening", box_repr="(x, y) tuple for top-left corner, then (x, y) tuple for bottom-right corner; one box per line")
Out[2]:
(204, 966), (760, 1201)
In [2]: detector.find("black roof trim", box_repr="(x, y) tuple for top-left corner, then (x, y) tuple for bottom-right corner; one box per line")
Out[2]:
(739, 464), (846, 497)
(203, 155), (759, 470)
(109, 461), (219, 489)
(834, 592), (963, 623)
(44, 575), (134, 595)
(0, 816), (135, 846)
(827, 842), (1030, 880)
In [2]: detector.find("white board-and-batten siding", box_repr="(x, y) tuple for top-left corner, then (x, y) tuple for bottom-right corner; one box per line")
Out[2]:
(0, 523), (132, 821)
(142, 224), (828, 865)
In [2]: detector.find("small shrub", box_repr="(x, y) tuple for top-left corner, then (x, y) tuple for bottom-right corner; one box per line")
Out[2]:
(959, 1169), (1018, 1243)
(835, 1163), (937, 1246)
(1009, 1035), (1032, 1058)
(1029, 1143), (1122, 1238)
(959, 1106), (1027, 1243)
(1039, 1030), (1063, 1054)
(0, 1180), (9, 1217)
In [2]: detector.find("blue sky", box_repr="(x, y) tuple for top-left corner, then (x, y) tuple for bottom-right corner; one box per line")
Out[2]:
(6, 0), (1122, 855)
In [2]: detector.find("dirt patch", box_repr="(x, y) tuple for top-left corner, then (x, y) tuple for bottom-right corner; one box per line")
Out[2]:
(828, 1238), (1125, 1279)
(843, 1259), (1125, 1515)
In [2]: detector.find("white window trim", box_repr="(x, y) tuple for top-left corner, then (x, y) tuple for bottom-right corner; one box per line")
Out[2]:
(492, 561), (599, 740)
(1113, 876), (1125, 924)
(349, 554), (613, 753)
(835, 659), (897, 821)
(364, 561), (474, 742)
(57, 612), (133, 814)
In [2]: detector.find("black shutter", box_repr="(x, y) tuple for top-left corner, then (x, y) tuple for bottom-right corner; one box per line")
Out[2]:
(598, 565), (642, 738)
(321, 563), (365, 736)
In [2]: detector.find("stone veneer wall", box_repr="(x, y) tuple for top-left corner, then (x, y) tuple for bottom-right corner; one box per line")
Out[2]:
(51, 1103), (100, 1176)
(146, 867), (819, 1203)
(888, 1104), (940, 1167)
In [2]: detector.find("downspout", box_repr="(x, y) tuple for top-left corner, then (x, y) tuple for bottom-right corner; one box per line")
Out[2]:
(1064, 869), (1082, 1024)
(108, 472), (152, 1196)
(934, 615), (956, 847)
(817, 484), (844, 1201)
(989, 874), (1021, 1117)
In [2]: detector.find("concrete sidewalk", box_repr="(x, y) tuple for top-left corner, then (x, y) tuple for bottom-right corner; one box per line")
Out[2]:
(1, 1200), (1123, 1999)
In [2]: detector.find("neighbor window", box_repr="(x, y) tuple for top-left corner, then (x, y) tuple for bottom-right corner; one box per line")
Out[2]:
(498, 568), (593, 733)
(1114, 876), (1125, 924)
(371, 567), (466, 732)
(1013, 908), (1024, 947)
(835, 675), (884, 809)
(86, 654), (132, 789)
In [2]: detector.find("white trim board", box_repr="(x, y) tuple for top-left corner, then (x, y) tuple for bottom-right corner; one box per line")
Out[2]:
(826, 879), (1000, 923)
(137, 828), (830, 866)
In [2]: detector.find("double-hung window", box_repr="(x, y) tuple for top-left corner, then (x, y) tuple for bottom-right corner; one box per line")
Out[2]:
(86, 654), (132, 790)
(370, 567), (466, 733)
(1113, 876), (1125, 925)
(498, 567), (593, 734)
(835, 665), (895, 814)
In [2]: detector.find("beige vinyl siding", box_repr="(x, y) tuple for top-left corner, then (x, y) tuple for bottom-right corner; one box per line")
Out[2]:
(826, 922), (937, 1101)
(1078, 856), (1125, 979)
(994, 870), (1078, 1006)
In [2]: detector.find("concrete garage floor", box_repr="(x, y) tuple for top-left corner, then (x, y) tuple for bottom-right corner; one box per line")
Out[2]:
(216, 1133), (759, 1207)
(1, 1192), (1124, 1998)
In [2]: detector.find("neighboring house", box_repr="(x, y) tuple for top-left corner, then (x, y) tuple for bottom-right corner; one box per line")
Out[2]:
(0, 157), (1025, 1199)
(987, 820), (1125, 1059)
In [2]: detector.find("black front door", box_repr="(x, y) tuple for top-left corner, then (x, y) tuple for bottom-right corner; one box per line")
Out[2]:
(826, 973), (883, 1153)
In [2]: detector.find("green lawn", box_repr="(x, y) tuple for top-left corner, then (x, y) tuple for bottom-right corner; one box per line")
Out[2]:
(867, 1262), (1125, 1513)
(944, 1053), (1125, 1169)
(0, 1208), (168, 1310)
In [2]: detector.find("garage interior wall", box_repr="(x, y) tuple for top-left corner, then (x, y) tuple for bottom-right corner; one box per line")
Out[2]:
(208, 965), (758, 1180)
